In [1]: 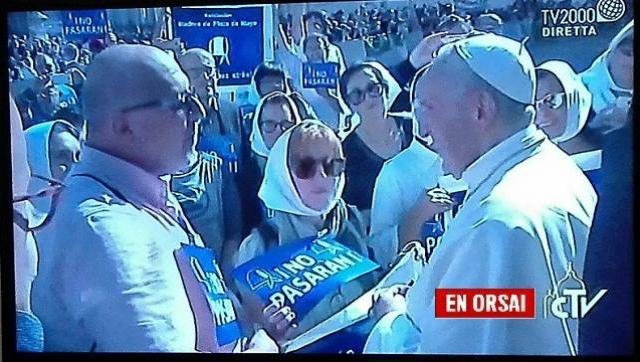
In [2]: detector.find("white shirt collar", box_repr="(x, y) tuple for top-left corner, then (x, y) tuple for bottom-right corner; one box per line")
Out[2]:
(461, 123), (543, 196)
(70, 146), (172, 211)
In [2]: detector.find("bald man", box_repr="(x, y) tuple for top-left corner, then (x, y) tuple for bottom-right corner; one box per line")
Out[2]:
(178, 48), (241, 145)
(31, 45), (276, 352)
(368, 34), (597, 354)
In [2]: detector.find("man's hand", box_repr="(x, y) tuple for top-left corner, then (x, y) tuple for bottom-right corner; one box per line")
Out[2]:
(398, 187), (454, 247)
(409, 31), (477, 69)
(369, 283), (411, 322)
(242, 329), (279, 353)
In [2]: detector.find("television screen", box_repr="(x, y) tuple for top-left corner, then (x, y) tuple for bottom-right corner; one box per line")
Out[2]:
(5, 0), (634, 356)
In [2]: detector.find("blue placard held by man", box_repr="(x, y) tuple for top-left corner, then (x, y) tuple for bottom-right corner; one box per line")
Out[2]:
(174, 244), (242, 351)
(233, 235), (379, 321)
(62, 10), (108, 43)
(302, 62), (339, 89)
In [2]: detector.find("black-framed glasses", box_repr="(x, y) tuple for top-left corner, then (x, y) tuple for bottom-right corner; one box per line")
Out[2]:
(536, 92), (565, 110)
(260, 119), (296, 134)
(185, 65), (220, 80)
(346, 82), (385, 106)
(291, 157), (346, 179)
(120, 89), (205, 120)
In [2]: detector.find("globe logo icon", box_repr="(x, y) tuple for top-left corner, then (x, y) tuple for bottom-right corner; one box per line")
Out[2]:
(596, 0), (626, 22)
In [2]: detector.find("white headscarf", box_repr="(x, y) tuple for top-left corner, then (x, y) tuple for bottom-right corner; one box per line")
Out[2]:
(250, 95), (275, 158)
(537, 60), (593, 143)
(580, 20), (633, 113)
(249, 92), (301, 158)
(24, 120), (76, 225)
(343, 61), (403, 131)
(258, 119), (345, 217)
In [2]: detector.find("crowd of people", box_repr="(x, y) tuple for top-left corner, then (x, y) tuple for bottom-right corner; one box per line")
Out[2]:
(9, 1), (633, 356)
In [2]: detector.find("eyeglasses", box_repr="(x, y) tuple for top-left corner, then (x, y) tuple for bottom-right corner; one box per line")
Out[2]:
(260, 119), (296, 133)
(12, 175), (65, 232)
(535, 92), (565, 110)
(291, 157), (346, 179)
(345, 82), (385, 106)
(186, 65), (220, 80)
(120, 89), (205, 120)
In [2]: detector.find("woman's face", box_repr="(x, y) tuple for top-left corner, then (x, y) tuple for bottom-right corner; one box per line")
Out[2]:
(288, 131), (343, 212)
(260, 101), (296, 149)
(345, 67), (386, 118)
(535, 71), (567, 140)
(609, 36), (634, 90)
(48, 124), (81, 181)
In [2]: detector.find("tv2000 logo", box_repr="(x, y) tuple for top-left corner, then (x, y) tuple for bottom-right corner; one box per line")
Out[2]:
(541, 0), (627, 38)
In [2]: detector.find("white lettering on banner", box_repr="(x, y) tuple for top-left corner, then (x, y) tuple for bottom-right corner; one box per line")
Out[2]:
(64, 25), (106, 35)
(262, 251), (363, 306)
(210, 298), (236, 326)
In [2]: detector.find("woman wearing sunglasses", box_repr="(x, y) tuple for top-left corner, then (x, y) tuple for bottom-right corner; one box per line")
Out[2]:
(238, 91), (304, 236)
(535, 60), (593, 154)
(339, 62), (413, 216)
(233, 120), (373, 343)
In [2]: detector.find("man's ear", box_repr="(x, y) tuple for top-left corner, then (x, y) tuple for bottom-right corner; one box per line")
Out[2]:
(111, 112), (133, 138)
(475, 90), (499, 129)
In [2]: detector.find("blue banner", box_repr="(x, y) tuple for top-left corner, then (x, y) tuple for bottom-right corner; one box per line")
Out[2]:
(302, 62), (339, 89)
(61, 10), (107, 43)
(233, 235), (379, 320)
(175, 244), (242, 347)
(172, 6), (264, 86)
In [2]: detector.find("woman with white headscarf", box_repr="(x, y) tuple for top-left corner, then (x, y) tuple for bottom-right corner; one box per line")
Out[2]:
(535, 60), (603, 175)
(339, 61), (413, 215)
(580, 20), (633, 134)
(24, 119), (82, 227)
(238, 92), (305, 235)
(535, 60), (593, 149)
(249, 91), (303, 172)
(233, 120), (374, 342)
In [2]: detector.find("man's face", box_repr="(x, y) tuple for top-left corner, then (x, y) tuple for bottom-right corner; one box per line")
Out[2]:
(182, 56), (218, 102)
(123, 63), (203, 176)
(258, 75), (286, 97)
(304, 37), (327, 63)
(413, 60), (479, 178)
(35, 55), (55, 81)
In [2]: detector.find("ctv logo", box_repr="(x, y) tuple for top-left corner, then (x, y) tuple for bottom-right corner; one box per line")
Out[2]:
(543, 262), (608, 320)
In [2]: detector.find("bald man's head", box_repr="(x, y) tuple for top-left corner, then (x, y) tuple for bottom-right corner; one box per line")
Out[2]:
(82, 44), (190, 131)
(80, 44), (200, 176)
(177, 48), (217, 102)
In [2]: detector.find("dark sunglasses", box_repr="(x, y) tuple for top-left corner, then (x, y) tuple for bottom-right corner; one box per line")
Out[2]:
(260, 119), (296, 133)
(346, 82), (385, 106)
(120, 89), (204, 120)
(292, 157), (346, 180)
(535, 92), (565, 110)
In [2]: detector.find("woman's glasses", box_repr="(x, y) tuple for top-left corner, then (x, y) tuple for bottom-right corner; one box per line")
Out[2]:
(260, 119), (297, 134)
(12, 175), (65, 232)
(346, 82), (385, 106)
(291, 157), (346, 179)
(536, 92), (566, 110)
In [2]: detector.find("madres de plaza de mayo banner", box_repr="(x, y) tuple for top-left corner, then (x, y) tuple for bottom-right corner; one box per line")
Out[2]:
(172, 6), (265, 87)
